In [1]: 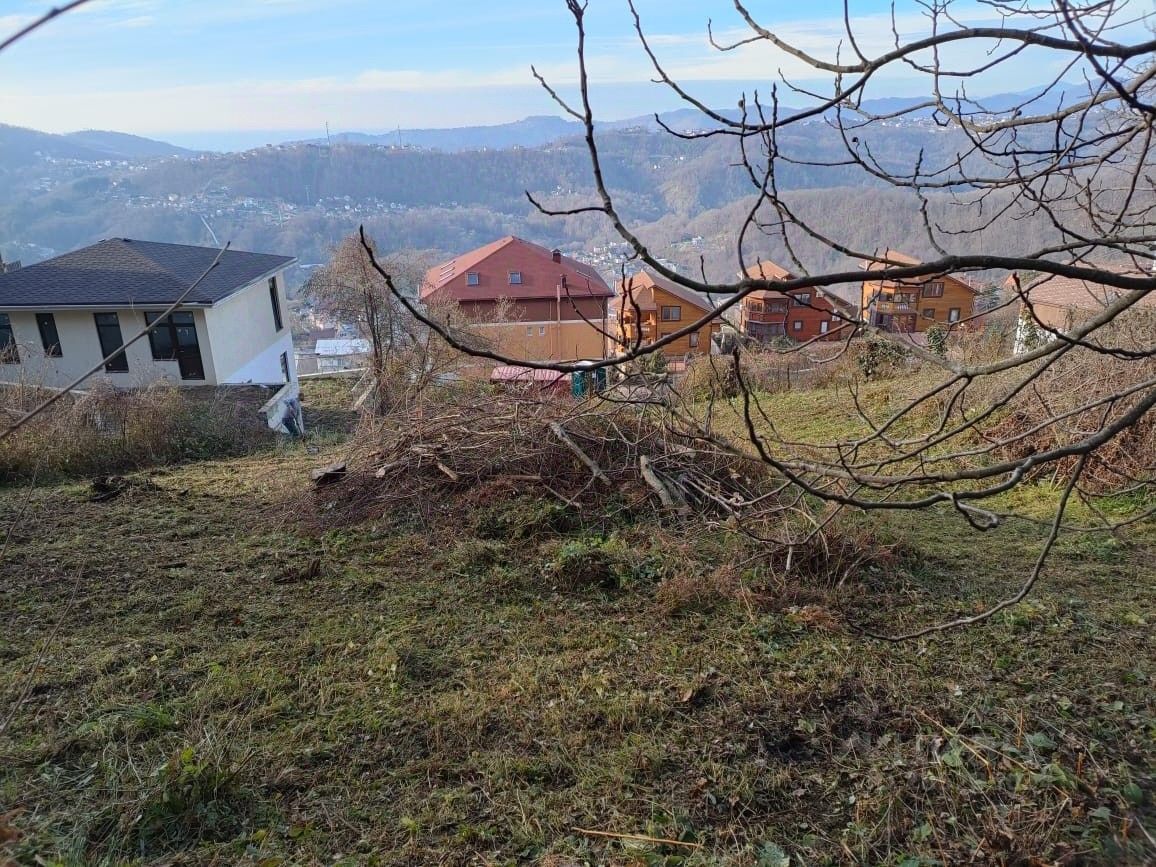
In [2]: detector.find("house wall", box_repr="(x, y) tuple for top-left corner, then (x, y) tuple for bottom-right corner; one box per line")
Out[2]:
(861, 274), (975, 333)
(450, 295), (608, 363)
(1013, 301), (1080, 353)
(317, 354), (368, 373)
(456, 296), (607, 323)
(468, 319), (608, 362)
(0, 307), (209, 389)
(740, 289), (842, 342)
(613, 286), (719, 357)
(202, 272), (296, 384)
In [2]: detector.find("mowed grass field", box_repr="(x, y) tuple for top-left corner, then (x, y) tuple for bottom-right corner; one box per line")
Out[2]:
(1, 378), (1153, 866)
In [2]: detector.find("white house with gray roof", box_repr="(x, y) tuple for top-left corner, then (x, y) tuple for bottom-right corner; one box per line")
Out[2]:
(0, 238), (298, 392)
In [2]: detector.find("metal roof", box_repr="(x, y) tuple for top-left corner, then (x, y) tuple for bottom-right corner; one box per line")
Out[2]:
(315, 338), (371, 356)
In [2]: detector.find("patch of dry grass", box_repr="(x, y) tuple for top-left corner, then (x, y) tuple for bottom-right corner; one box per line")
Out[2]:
(0, 431), (1152, 864)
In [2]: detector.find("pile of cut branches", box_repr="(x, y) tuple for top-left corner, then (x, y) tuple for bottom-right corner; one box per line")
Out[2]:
(305, 387), (788, 530)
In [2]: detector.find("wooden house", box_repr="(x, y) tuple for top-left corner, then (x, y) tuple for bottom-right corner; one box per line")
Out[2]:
(1012, 265), (1156, 352)
(423, 236), (612, 363)
(860, 250), (979, 333)
(611, 270), (722, 358)
(739, 260), (858, 342)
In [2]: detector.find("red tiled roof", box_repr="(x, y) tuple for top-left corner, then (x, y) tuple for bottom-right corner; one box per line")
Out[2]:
(862, 249), (922, 269)
(744, 259), (795, 281)
(614, 269), (725, 314)
(741, 260), (859, 311)
(1023, 266), (1156, 311)
(860, 249), (979, 293)
(423, 236), (611, 303)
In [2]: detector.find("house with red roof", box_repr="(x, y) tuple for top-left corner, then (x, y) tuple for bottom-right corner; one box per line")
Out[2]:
(739, 260), (858, 342)
(860, 250), (980, 333)
(422, 237), (612, 364)
(1013, 265), (1156, 352)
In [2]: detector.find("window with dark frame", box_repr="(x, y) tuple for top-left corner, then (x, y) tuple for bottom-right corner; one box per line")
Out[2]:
(269, 277), (283, 331)
(792, 319), (803, 331)
(948, 307), (962, 323)
(923, 281), (945, 297)
(820, 321), (829, 334)
(792, 293), (811, 306)
(36, 313), (61, 357)
(922, 308), (936, 319)
(145, 312), (177, 359)
(0, 313), (18, 364)
(467, 271), (480, 286)
(660, 305), (681, 322)
(508, 271), (523, 285)
(280, 351), (291, 383)
(768, 300), (788, 313)
(689, 331), (699, 348)
(94, 313), (128, 372)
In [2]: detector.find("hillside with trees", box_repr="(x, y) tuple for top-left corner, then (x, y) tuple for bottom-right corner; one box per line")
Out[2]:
(0, 119), (1081, 285)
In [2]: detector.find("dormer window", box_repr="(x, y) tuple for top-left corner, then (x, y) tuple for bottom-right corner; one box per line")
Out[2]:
(508, 271), (523, 285)
(466, 271), (480, 286)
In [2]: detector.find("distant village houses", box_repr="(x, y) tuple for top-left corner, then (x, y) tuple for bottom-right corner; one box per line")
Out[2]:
(0, 251), (21, 275)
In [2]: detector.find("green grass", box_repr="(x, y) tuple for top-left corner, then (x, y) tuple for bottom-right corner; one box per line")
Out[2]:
(1, 383), (1153, 865)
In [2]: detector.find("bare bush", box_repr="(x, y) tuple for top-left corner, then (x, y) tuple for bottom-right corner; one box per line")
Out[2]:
(0, 383), (270, 484)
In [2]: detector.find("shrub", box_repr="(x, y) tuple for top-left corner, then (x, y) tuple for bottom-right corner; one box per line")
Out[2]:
(0, 383), (272, 484)
(683, 354), (739, 400)
(856, 336), (911, 380)
(925, 322), (949, 357)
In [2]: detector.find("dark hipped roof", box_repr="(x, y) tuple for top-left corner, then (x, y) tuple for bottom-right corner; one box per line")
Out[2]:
(0, 238), (296, 308)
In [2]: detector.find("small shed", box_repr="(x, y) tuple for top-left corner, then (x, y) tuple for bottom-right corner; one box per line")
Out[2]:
(490, 365), (570, 391)
(315, 338), (370, 373)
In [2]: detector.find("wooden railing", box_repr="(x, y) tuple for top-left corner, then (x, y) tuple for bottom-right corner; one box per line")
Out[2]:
(873, 299), (918, 314)
(744, 309), (788, 323)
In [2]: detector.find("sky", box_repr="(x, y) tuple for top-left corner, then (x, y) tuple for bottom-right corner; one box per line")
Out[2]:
(0, 0), (1143, 148)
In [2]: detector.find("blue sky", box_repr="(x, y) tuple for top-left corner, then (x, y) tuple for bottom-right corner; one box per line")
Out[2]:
(0, 0), (1136, 146)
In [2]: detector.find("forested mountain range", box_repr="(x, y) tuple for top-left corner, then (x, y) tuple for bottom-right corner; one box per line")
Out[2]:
(0, 124), (196, 166)
(0, 95), (1104, 288)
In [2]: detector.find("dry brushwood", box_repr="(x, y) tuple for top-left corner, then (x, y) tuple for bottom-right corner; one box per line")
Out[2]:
(304, 387), (786, 533)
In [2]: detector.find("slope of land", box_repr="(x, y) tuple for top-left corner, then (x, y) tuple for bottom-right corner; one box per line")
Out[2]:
(0, 379), (1153, 865)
